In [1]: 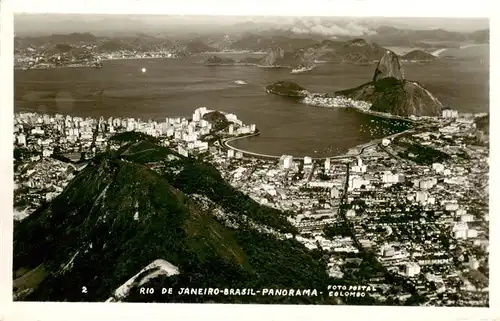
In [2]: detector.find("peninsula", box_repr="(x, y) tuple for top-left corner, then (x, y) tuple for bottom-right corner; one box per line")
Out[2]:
(266, 50), (444, 118)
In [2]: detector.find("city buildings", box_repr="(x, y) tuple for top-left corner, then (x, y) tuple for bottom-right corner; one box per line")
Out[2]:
(13, 106), (489, 306)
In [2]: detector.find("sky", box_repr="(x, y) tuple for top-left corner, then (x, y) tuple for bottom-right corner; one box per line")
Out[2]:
(8, 0), (492, 18)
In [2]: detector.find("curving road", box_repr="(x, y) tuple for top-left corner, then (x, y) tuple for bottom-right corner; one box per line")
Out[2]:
(222, 125), (420, 161)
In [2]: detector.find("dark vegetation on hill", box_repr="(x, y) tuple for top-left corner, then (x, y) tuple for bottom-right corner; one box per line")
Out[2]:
(204, 55), (236, 65)
(228, 34), (319, 52)
(202, 111), (231, 131)
(185, 39), (217, 54)
(308, 38), (387, 64)
(475, 114), (489, 134)
(110, 131), (160, 144)
(238, 56), (262, 64)
(395, 141), (451, 165)
(266, 81), (308, 98)
(15, 133), (346, 303)
(401, 50), (436, 61)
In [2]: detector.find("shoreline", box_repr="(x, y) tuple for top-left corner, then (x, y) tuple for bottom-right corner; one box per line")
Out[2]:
(14, 56), (178, 70)
(301, 93), (421, 124)
(223, 125), (417, 161)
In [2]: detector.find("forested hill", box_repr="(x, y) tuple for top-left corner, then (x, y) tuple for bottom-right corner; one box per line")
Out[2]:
(13, 133), (340, 303)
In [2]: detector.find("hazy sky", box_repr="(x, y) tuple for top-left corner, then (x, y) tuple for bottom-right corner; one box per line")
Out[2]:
(13, 14), (489, 37)
(10, 0), (491, 17)
(9, 0), (490, 36)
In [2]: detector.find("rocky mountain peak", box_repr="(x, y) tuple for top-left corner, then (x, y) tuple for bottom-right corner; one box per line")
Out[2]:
(373, 50), (404, 82)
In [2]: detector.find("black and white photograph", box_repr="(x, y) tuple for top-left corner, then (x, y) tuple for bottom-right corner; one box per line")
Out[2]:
(2, 0), (496, 317)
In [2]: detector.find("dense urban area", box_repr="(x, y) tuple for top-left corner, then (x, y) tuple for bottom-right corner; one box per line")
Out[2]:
(13, 102), (489, 306)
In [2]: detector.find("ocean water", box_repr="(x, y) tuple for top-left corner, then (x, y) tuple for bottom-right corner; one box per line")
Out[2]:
(14, 48), (489, 157)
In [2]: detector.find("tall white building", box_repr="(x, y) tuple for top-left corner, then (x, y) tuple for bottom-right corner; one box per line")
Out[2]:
(304, 156), (312, 165)
(324, 158), (331, 171)
(416, 191), (428, 204)
(460, 214), (473, 223)
(352, 165), (367, 173)
(467, 229), (478, 239)
(227, 149), (235, 158)
(382, 172), (403, 184)
(405, 262), (421, 277)
(468, 257), (480, 270)
(453, 222), (468, 239)
(279, 155), (294, 169)
(330, 187), (340, 198)
(192, 109), (201, 122)
(16, 133), (26, 147)
(432, 162), (445, 174)
(442, 109), (459, 118)
(445, 202), (460, 211)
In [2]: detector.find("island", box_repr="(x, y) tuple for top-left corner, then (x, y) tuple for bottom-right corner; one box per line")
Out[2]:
(204, 55), (236, 66)
(400, 49), (437, 63)
(265, 81), (309, 98)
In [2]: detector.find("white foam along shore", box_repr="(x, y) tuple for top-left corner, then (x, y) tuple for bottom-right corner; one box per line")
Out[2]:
(431, 48), (448, 57)
(431, 44), (487, 57)
(291, 66), (315, 74)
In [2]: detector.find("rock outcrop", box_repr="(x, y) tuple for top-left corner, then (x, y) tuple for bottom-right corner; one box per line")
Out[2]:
(259, 47), (313, 68)
(373, 50), (404, 82)
(336, 50), (443, 117)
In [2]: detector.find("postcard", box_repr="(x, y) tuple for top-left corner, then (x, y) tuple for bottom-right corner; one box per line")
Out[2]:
(1, 0), (496, 320)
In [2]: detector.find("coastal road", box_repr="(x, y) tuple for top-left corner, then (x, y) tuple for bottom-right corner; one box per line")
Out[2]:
(222, 125), (421, 161)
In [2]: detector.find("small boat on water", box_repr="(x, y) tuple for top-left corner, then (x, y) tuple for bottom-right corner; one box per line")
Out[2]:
(234, 80), (247, 85)
(291, 65), (314, 74)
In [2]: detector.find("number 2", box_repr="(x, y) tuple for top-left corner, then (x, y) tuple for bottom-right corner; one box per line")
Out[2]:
(82, 286), (88, 293)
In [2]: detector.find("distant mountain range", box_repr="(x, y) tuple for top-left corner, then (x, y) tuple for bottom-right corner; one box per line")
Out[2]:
(229, 27), (489, 51)
(14, 22), (489, 57)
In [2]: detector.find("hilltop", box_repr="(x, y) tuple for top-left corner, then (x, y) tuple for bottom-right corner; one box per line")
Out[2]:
(13, 134), (335, 303)
(228, 34), (320, 52)
(401, 50), (437, 62)
(475, 114), (489, 134)
(307, 38), (387, 64)
(259, 47), (314, 68)
(202, 111), (231, 131)
(185, 39), (217, 54)
(336, 50), (443, 117)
